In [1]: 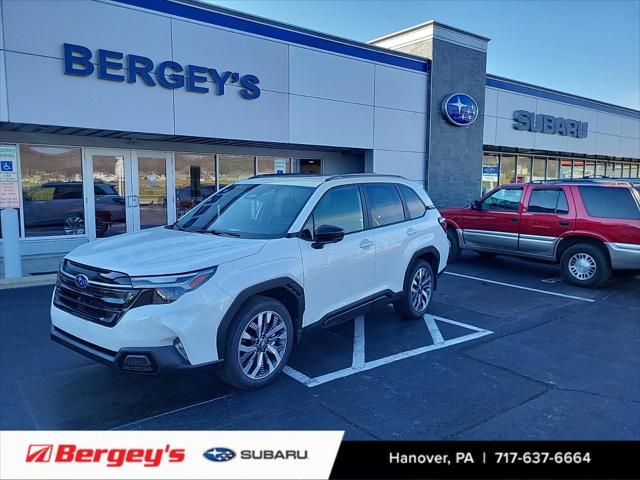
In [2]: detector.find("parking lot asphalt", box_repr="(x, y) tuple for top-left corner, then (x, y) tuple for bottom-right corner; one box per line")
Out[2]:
(1, 252), (639, 439)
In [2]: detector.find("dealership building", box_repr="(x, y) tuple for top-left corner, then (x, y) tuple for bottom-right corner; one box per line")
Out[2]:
(0, 0), (639, 277)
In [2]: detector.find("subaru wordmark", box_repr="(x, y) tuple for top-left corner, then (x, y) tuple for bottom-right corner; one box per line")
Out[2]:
(51, 174), (449, 389)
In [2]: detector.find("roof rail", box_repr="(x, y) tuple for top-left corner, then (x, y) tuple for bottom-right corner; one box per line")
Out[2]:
(529, 178), (635, 185)
(248, 173), (323, 179)
(324, 173), (408, 182)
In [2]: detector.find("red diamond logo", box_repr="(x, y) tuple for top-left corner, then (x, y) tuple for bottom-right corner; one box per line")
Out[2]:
(26, 444), (53, 463)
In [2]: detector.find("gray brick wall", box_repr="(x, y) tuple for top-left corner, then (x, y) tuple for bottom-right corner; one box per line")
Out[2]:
(396, 38), (487, 208)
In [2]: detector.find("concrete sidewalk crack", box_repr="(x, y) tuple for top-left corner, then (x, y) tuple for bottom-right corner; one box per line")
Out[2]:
(318, 401), (382, 440)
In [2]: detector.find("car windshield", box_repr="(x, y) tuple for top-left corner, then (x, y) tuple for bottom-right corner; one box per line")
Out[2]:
(173, 183), (314, 239)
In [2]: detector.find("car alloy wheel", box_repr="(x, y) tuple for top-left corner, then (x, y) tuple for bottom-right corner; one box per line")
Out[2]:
(568, 252), (597, 281)
(238, 310), (288, 380)
(64, 215), (85, 235)
(410, 266), (432, 313)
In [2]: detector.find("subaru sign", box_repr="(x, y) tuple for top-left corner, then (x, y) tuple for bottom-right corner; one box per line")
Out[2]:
(513, 110), (588, 138)
(441, 93), (479, 126)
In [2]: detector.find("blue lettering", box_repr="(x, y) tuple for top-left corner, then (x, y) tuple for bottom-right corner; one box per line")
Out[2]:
(97, 49), (125, 82)
(554, 117), (567, 136)
(127, 54), (156, 86)
(208, 69), (233, 95)
(542, 115), (555, 134)
(186, 65), (209, 93)
(240, 74), (261, 100)
(63, 43), (94, 77)
(577, 121), (589, 138)
(513, 110), (530, 130)
(157, 61), (184, 89)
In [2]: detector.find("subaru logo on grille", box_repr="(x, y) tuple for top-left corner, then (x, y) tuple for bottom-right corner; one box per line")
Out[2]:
(442, 93), (479, 126)
(203, 448), (235, 462)
(74, 274), (89, 289)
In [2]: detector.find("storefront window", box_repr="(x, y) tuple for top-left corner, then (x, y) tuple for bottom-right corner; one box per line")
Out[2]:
(622, 163), (631, 178)
(560, 159), (572, 179)
(218, 155), (255, 189)
(499, 155), (516, 185)
(20, 145), (84, 237)
(613, 163), (623, 178)
(572, 160), (584, 179)
(595, 162), (606, 177)
(516, 155), (532, 183)
(632, 164), (639, 178)
(257, 157), (291, 175)
(546, 158), (559, 179)
(532, 157), (546, 182)
(583, 161), (595, 178)
(481, 153), (499, 194)
(174, 153), (216, 219)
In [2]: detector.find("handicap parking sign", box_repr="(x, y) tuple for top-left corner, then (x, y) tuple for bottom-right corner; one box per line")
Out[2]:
(1, 160), (13, 172)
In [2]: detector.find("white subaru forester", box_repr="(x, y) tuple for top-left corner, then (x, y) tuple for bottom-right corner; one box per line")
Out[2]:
(51, 174), (449, 389)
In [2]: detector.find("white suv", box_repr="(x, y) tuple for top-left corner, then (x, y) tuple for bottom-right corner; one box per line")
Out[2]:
(51, 174), (449, 389)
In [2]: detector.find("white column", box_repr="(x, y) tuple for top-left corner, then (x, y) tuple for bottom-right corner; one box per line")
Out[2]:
(1, 208), (22, 278)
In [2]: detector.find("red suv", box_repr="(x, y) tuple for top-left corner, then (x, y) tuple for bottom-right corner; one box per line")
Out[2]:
(442, 181), (640, 287)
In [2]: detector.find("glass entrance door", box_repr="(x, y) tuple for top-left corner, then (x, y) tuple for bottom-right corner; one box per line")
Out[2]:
(85, 149), (174, 239)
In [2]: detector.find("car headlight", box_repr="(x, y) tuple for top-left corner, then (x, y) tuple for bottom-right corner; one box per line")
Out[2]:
(130, 267), (216, 303)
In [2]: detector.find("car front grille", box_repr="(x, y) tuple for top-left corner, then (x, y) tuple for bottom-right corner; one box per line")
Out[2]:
(54, 260), (140, 326)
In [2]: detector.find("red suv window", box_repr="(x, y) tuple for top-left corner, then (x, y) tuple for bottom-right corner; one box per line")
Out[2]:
(578, 186), (640, 220)
(528, 189), (569, 214)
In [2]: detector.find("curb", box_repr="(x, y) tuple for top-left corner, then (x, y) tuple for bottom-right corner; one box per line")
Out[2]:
(0, 274), (57, 290)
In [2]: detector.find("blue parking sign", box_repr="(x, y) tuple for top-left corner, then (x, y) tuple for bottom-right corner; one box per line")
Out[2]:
(1, 160), (13, 172)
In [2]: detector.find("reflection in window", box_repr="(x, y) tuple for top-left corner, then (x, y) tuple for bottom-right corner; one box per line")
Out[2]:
(499, 155), (516, 185)
(532, 157), (546, 182)
(516, 156), (532, 183)
(595, 162), (606, 177)
(482, 187), (522, 212)
(137, 156), (168, 230)
(174, 153), (216, 219)
(92, 155), (127, 237)
(613, 163), (623, 178)
(560, 159), (572, 178)
(481, 154), (499, 194)
(583, 161), (595, 178)
(218, 155), (255, 189)
(365, 184), (405, 227)
(20, 145), (84, 237)
(572, 161), (584, 179)
(308, 186), (364, 235)
(257, 157), (291, 175)
(546, 158), (559, 180)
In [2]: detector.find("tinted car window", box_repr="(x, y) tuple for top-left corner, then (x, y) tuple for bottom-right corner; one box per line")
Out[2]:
(578, 186), (640, 220)
(482, 188), (522, 212)
(305, 186), (364, 236)
(398, 184), (427, 219)
(365, 184), (405, 227)
(528, 189), (569, 214)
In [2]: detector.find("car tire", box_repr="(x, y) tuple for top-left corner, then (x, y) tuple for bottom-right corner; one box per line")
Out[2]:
(447, 228), (461, 262)
(560, 243), (611, 288)
(219, 295), (294, 390)
(393, 259), (434, 319)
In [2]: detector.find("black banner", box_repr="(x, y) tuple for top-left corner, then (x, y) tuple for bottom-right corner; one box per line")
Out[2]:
(330, 441), (640, 479)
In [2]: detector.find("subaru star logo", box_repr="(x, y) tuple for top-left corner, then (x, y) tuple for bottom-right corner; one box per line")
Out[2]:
(442, 93), (479, 126)
(203, 447), (236, 462)
(74, 273), (89, 289)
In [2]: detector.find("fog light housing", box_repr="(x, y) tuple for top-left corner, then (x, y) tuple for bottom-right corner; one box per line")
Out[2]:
(173, 338), (190, 362)
(121, 354), (155, 372)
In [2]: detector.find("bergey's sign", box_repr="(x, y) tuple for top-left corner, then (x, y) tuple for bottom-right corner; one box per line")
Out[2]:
(513, 110), (588, 138)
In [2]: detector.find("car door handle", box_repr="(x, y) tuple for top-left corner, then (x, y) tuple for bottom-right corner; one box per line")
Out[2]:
(510, 217), (519, 222)
(359, 239), (374, 249)
(406, 227), (417, 236)
(559, 221), (570, 226)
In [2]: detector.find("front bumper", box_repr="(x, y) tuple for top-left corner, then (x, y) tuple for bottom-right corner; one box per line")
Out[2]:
(606, 242), (640, 270)
(51, 326), (222, 374)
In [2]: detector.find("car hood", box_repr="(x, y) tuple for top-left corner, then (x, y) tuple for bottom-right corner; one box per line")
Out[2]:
(66, 227), (267, 276)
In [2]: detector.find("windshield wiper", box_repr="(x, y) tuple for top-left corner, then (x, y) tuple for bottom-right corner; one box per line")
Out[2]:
(197, 229), (241, 237)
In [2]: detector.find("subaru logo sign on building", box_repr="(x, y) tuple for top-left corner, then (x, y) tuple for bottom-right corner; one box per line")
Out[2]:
(203, 448), (236, 462)
(74, 274), (89, 289)
(442, 93), (479, 126)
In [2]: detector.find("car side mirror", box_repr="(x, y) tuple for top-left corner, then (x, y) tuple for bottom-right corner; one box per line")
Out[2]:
(471, 200), (481, 211)
(312, 224), (344, 249)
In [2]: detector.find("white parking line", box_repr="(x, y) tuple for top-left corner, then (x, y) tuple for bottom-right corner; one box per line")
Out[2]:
(443, 271), (595, 303)
(352, 315), (366, 368)
(284, 314), (492, 388)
